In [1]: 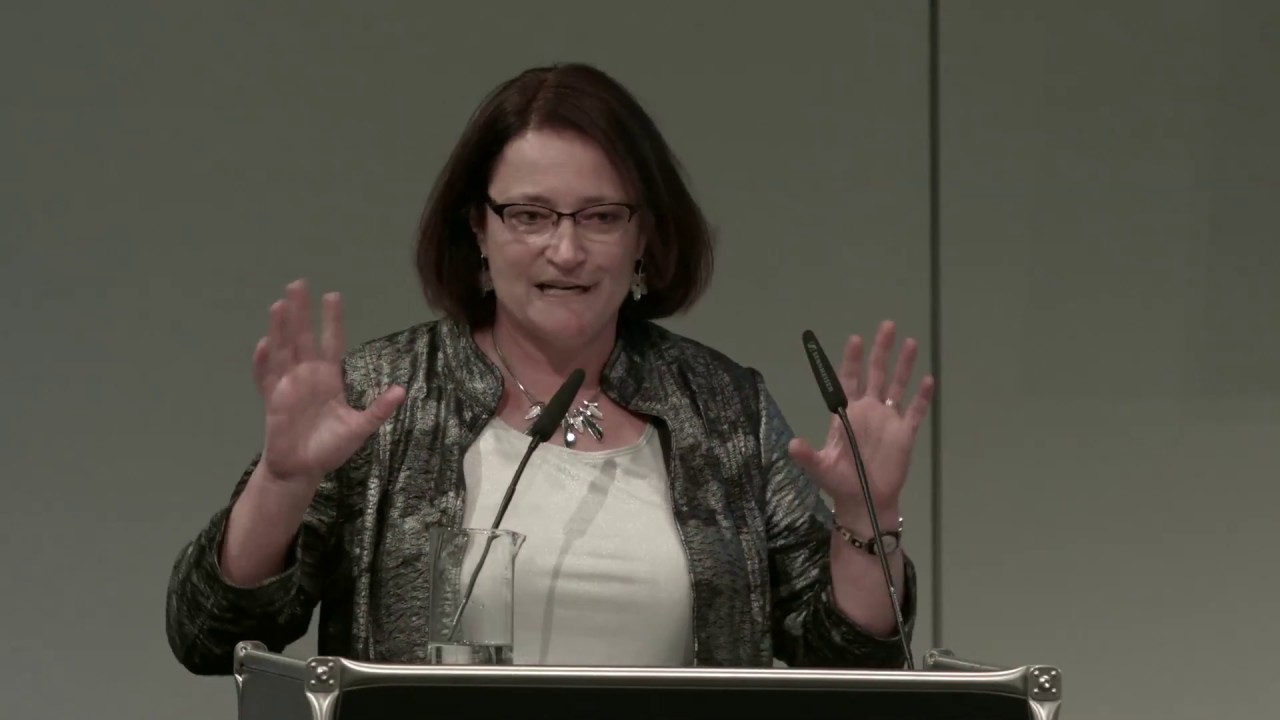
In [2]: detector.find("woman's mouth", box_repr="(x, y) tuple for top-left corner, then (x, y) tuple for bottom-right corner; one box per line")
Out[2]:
(536, 282), (593, 296)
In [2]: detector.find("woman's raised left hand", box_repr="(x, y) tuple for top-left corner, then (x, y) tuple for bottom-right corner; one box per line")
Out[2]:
(788, 320), (936, 522)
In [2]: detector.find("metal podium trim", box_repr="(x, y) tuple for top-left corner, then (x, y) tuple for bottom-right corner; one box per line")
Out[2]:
(234, 642), (1063, 720)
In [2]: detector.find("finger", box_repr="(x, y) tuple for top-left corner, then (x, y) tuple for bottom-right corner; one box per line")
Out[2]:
(789, 437), (848, 504)
(884, 338), (918, 406)
(359, 385), (407, 430)
(267, 299), (293, 378)
(320, 291), (345, 364)
(252, 336), (271, 394)
(787, 437), (823, 481)
(905, 375), (937, 428)
(865, 320), (896, 400)
(287, 279), (317, 363)
(838, 334), (864, 399)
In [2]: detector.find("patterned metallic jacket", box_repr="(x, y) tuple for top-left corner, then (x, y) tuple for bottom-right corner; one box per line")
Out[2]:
(165, 317), (917, 674)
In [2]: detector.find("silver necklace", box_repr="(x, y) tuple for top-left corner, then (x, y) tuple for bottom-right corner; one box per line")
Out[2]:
(492, 336), (604, 448)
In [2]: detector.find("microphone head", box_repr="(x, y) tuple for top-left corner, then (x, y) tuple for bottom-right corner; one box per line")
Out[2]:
(802, 330), (848, 413)
(527, 368), (586, 442)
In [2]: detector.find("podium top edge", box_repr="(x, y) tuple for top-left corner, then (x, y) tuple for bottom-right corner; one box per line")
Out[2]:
(234, 643), (1058, 698)
(338, 660), (1033, 691)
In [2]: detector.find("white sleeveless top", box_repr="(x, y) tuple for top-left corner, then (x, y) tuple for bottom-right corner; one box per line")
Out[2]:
(460, 418), (695, 666)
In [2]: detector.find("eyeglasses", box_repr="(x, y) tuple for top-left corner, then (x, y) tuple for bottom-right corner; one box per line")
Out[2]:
(486, 197), (639, 240)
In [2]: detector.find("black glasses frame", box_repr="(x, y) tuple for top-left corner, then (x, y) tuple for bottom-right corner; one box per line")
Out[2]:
(485, 198), (641, 227)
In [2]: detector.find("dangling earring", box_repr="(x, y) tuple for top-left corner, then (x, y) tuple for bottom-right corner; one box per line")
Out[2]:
(480, 254), (493, 294)
(630, 258), (648, 301)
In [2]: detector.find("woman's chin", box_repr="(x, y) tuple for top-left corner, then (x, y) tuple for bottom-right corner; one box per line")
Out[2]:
(525, 305), (618, 345)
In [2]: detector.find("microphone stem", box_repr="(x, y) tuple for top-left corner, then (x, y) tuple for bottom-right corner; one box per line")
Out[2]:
(836, 407), (915, 670)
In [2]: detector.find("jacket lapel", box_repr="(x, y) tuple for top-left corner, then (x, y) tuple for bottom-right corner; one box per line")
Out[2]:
(603, 321), (761, 666)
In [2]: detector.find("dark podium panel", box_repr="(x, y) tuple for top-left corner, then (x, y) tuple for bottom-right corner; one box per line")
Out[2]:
(234, 641), (1062, 720)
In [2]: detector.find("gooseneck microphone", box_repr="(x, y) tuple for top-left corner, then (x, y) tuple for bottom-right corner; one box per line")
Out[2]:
(446, 368), (586, 642)
(493, 367), (585, 529)
(801, 330), (914, 669)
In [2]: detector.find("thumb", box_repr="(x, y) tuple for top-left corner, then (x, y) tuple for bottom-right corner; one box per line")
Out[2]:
(788, 437), (823, 479)
(358, 385), (407, 431)
(251, 337), (272, 397)
(783, 438), (844, 499)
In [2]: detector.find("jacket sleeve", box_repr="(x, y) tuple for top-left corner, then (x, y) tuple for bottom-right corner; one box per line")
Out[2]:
(754, 372), (918, 668)
(164, 353), (374, 675)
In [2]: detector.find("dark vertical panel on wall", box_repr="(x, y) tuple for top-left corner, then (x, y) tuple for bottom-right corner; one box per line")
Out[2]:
(927, 0), (943, 650)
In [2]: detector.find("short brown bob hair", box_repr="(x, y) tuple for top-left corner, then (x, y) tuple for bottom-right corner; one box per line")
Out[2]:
(415, 62), (715, 327)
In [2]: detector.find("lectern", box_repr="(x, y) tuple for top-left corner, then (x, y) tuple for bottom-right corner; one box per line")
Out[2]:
(233, 641), (1062, 720)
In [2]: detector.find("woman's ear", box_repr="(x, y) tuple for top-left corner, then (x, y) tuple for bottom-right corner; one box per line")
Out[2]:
(470, 206), (488, 253)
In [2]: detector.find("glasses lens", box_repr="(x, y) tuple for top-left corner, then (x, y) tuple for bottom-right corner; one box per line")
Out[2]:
(576, 205), (632, 235)
(502, 205), (556, 234)
(500, 204), (634, 237)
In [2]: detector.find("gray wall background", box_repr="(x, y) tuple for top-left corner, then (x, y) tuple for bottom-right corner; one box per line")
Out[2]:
(939, 2), (1278, 717)
(0, 2), (1273, 719)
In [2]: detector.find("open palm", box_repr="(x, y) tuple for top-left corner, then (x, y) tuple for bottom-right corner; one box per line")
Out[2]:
(789, 321), (935, 516)
(252, 280), (405, 484)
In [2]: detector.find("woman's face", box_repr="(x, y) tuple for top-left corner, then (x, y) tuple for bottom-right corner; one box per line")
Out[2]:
(477, 127), (644, 346)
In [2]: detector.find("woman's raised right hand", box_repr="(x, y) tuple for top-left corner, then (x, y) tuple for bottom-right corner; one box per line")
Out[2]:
(250, 279), (405, 488)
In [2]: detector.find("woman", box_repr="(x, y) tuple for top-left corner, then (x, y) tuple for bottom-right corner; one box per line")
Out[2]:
(165, 62), (935, 674)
